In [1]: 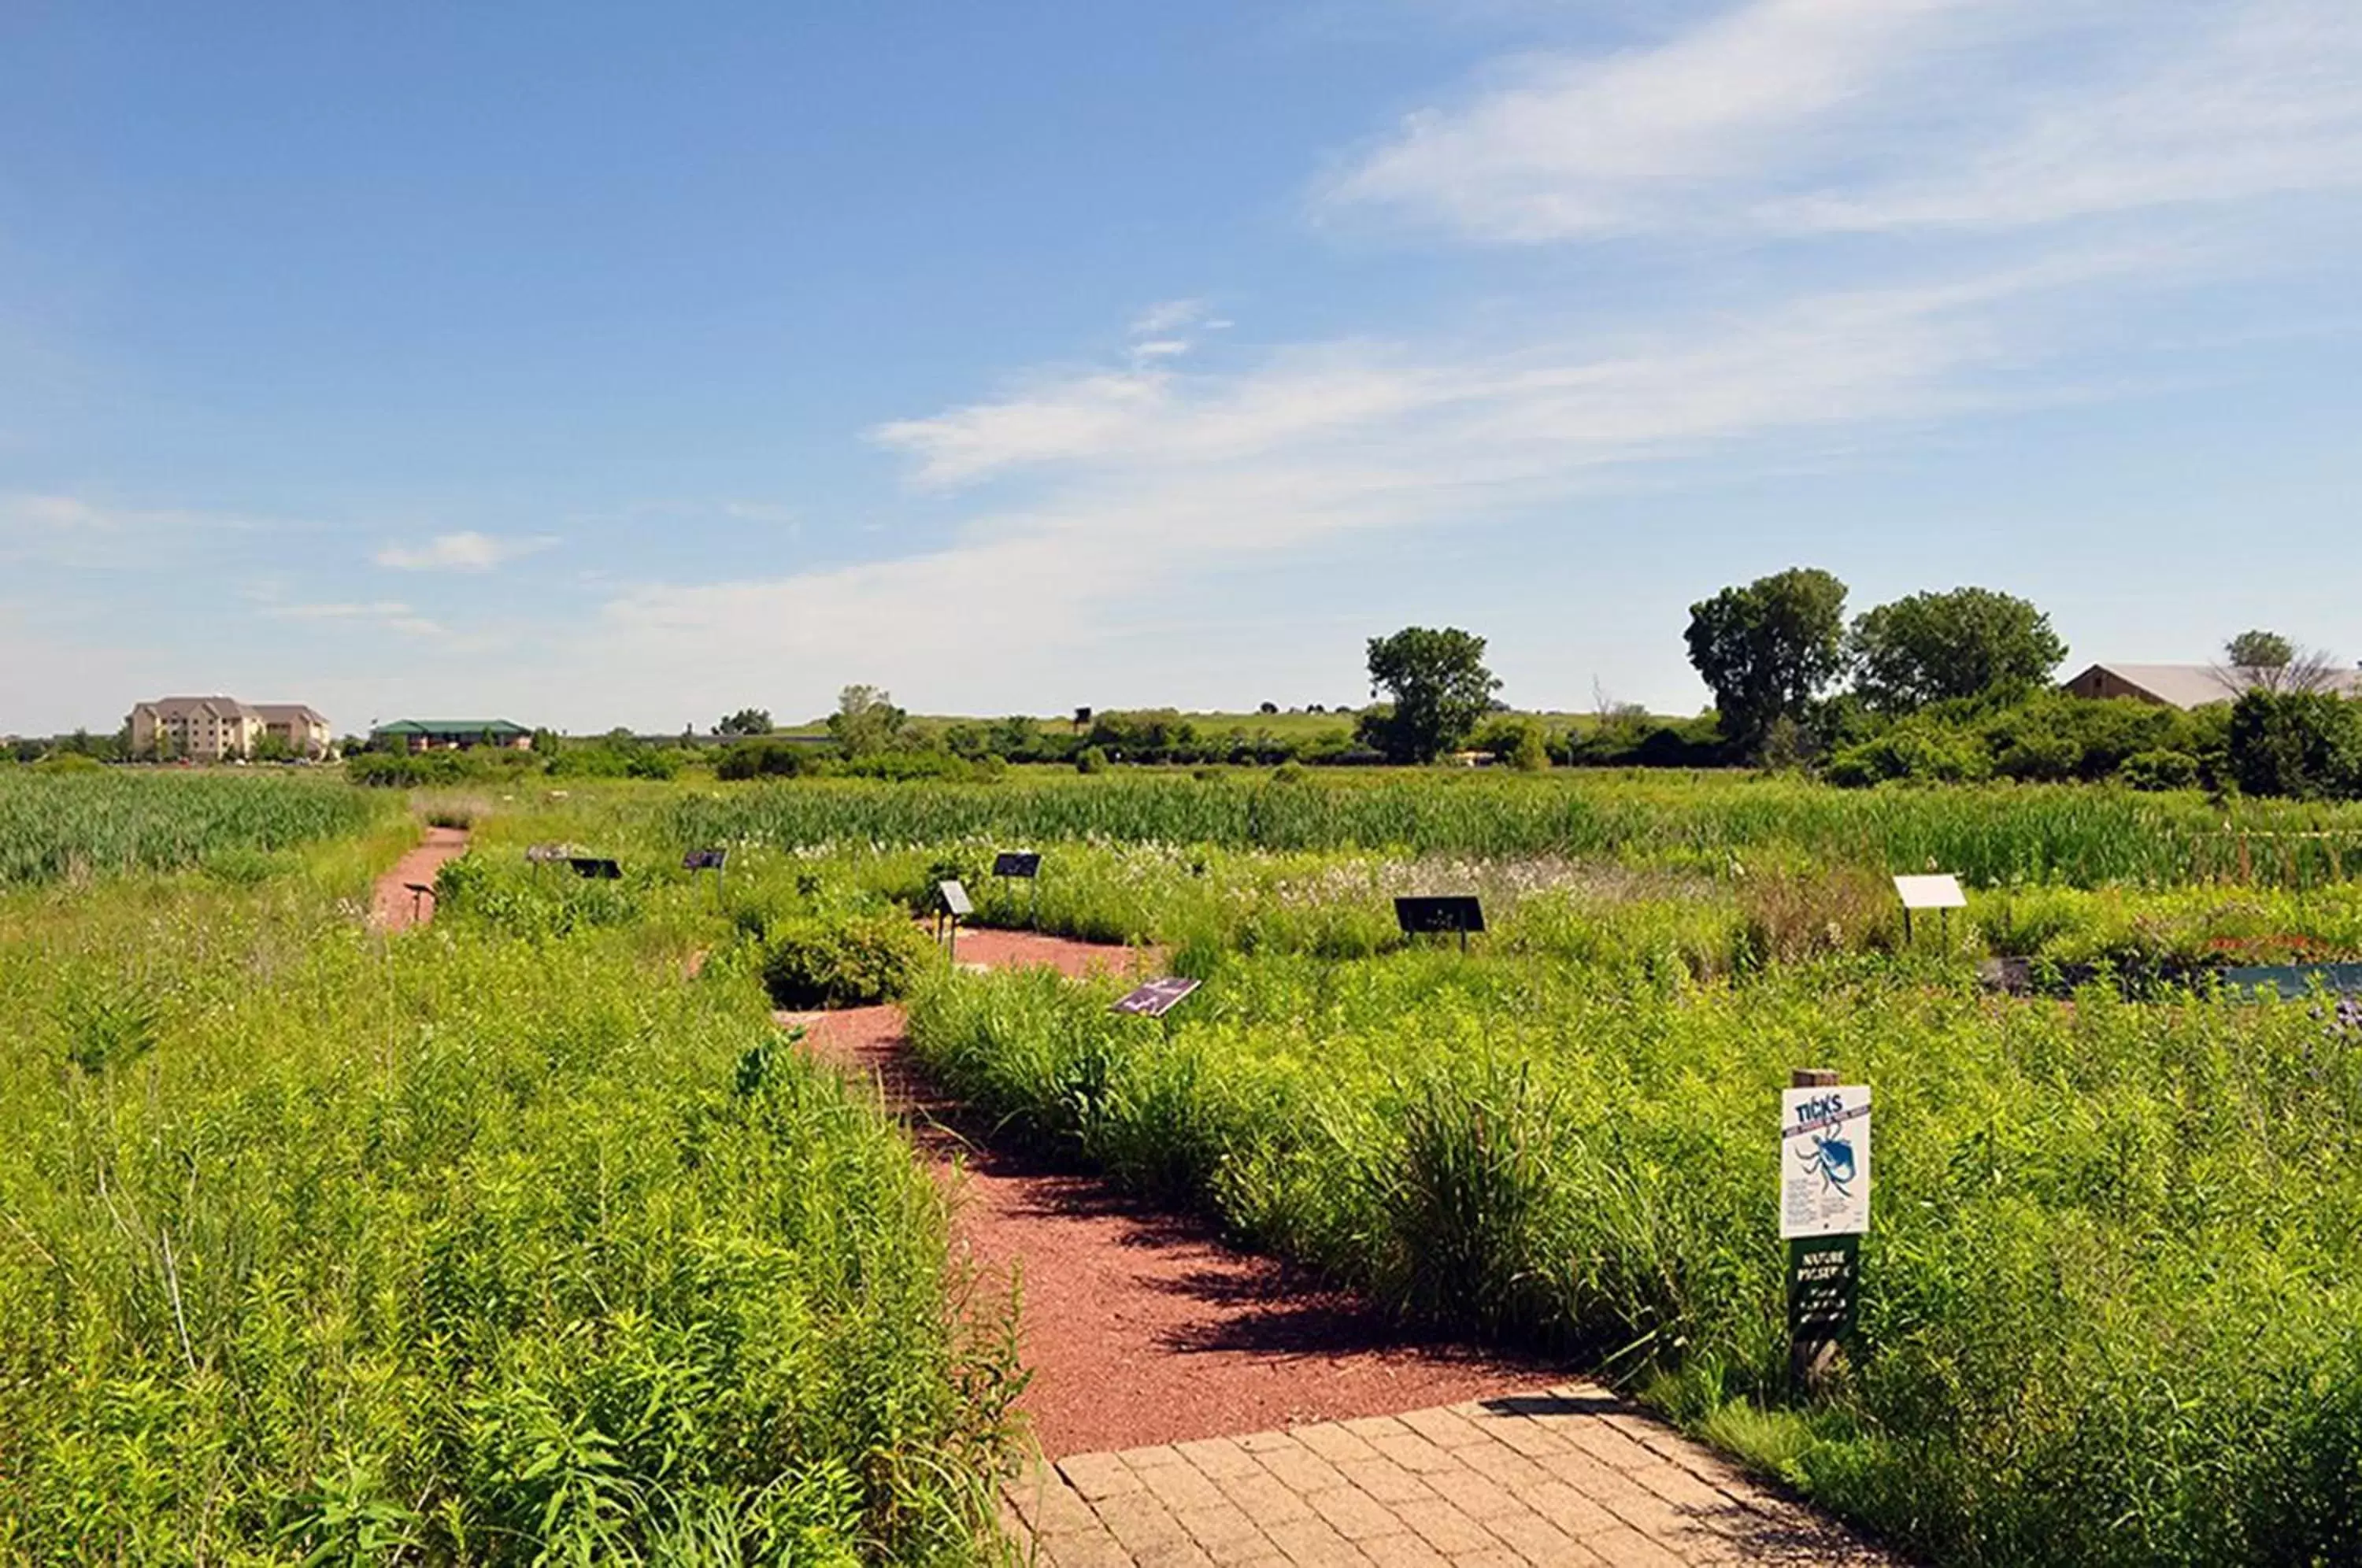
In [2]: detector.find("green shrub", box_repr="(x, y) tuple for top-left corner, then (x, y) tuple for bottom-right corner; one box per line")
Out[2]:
(714, 739), (832, 780)
(761, 912), (938, 1008)
(2119, 749), (2200, 792)
(839, 749), (977, 783)
(2229, 690), (2362, 800)
(1075, 746), (1109, 775)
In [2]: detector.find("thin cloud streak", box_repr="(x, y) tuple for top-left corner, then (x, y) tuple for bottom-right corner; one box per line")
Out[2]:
(1323, 0), (2362, 242)
(588, 254), (2140, 717)
(373, 531), (555, 571)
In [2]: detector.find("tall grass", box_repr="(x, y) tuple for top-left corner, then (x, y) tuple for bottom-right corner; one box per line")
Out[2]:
(907, 953), (2362, 1564)
(0, 867), (1018, 1562)
(668, 773), (2362, 888)
(0, 772), (383, 886)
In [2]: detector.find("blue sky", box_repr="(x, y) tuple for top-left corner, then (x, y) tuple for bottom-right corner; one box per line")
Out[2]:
(3, 0), (2360, 734)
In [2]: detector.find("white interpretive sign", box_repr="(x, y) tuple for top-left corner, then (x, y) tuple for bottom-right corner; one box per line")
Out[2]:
(1892, 874), (1967, 911)
(1780, 1085), (1871, 1239)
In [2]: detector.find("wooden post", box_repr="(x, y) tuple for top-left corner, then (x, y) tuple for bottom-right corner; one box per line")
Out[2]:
(1789, 1067), (1842, 1394)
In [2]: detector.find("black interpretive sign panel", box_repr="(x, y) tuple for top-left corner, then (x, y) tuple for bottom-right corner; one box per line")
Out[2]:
(1112, 976), (1201, 1017)
(993, 852), (1042, 878)
(1786, 1233), (1860, 1342)
(1394, 896), (1485, 937)
(683, 849), (727, 871)
(569, 857), (622, 880)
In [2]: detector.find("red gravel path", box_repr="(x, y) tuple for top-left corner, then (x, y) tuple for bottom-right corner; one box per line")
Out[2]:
(372, 826), (469, 931)
(785, 929), (1551, 1459)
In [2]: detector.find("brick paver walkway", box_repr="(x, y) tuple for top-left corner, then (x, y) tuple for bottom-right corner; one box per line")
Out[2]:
(1005, 1384), (1899, 1567)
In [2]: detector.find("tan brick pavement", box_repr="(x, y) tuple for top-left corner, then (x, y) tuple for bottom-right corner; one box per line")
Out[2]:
(1004, 1385), (1901, 1567)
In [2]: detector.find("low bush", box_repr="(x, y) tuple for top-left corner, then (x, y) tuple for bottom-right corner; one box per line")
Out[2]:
(2119, 749), (2200, 792)
(761, 912), (939, 1008)
(714, 739), (832, 780)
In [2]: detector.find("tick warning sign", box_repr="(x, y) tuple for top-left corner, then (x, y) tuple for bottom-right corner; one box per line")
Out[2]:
(1780, 1085), (1871, 1239)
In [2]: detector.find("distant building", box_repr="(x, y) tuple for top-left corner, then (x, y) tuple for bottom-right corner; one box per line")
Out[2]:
(2062, 662), (2362, 711)
(128, 696), (276, 760)
(372, 719), (534, 752)
(255, 704), (332, 757)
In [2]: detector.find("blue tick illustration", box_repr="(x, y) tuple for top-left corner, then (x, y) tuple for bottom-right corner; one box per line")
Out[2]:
(1799, 1126), (1856, 1196)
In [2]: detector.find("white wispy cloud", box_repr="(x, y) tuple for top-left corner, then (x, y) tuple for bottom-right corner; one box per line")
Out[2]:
(587, 253), (2138, 716)
(1131, 298), (1212, 336)
(372, 531), (554, 571)
(1324, 0), (2362, 242)
(871, 369), (1175, 487)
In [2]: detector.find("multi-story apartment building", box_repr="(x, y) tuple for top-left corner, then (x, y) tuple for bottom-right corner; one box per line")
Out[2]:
(255, 704), (333, 756)
(127, 696), (331, 760)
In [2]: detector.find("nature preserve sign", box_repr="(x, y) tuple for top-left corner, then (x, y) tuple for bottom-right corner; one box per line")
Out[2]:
(1782, 1081), (1871, 1375)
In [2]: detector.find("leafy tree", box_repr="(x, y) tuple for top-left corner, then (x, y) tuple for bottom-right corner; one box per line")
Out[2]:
(2217, 631), (2342, 695)
(827, 686), (908, 759)
(1685, 568), (1849, 753)
(1258, 701), (1279, 715)
(1087, 709), (1199, 762)
(1357, 627), (1501, 764)
(1475, 716), (1549, 771)
(989, 715), (1042, 759)
(1849, 587), (2067, 712)
(2227, 690), (2362, 799)
(714, 708), (772, 736)
(2227, 630), (2294, 671)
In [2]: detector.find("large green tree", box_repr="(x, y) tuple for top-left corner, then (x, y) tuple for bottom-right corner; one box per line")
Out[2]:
(1684, 568), (1849, 752)
(713, 707), (772, 736)
(826, 686), (909, 759)
(1848, 586), (2067, 712)
(1357, 627), (1501, 764)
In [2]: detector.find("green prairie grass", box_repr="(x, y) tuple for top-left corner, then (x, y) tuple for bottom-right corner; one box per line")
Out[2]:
(0, 860), (1019, 1562)
(666, 772), (2362, 888)
(0, 771), (387, 886)
(907, 952), (2362, 1564)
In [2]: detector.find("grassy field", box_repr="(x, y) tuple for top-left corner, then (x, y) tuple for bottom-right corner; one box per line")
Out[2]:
(14, 767), (2362, 1563)
(0, 770), (385, 886)
(0, 780), (1017, 1563)
(667, 771), (2362, 889)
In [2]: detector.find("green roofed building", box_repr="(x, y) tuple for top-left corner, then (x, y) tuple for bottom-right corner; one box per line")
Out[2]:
(371, 719), (534, 753)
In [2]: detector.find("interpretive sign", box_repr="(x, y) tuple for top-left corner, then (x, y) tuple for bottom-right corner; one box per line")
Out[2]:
(1893, 874), (1966, 910)
(1394, 897), (1485, 937)
(683, 849), (727, 871)
(1786, 1234), (1860, 1341)
(1780, 1084), (1871, 1239)
(525, 843), (567, 864)
(993, 852), (1042, 878)
(568, 856), (622, 880)
(938, 879), (973, 918)
(1113, 976), (1200, 1017)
